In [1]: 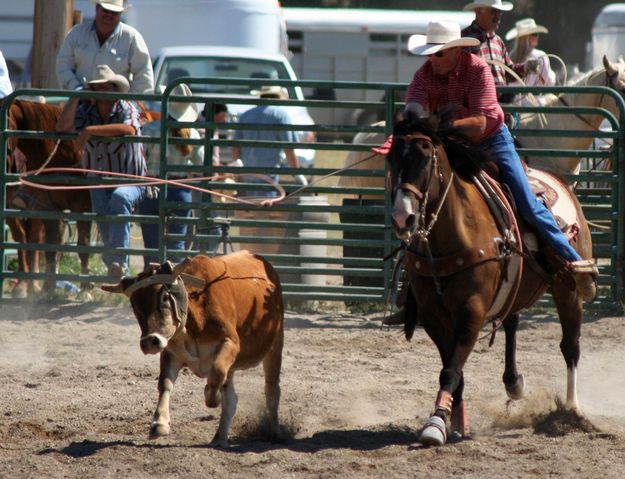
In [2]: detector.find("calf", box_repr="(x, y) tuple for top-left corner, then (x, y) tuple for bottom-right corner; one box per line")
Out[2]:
(102, 251), (284, 447)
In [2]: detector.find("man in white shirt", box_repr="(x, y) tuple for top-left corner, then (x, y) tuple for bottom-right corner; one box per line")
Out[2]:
(0, 50), (13, 98)
(56, 0), (154, 94)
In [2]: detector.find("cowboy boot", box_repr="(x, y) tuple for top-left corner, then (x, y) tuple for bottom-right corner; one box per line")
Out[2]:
(569, 259), (598, 303)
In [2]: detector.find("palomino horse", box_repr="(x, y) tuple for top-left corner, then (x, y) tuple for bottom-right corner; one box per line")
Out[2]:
(387, 114), (594, 447)
(517, 55), (625, 175)
(341, 55), (625, 182)
(4, 99), (92, 295)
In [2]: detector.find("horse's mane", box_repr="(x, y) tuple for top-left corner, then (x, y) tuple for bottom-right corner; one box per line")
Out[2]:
(393, 112), (492, 179)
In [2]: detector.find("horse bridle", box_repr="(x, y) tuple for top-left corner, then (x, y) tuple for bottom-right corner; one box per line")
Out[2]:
(393, 132), (456, 244)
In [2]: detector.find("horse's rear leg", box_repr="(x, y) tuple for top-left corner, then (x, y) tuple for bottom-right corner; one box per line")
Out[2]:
(503, 313), (525, 400)
(42, 219), (64, 292)
(553, 285), (583, 411)
(6, 217), (29, 298)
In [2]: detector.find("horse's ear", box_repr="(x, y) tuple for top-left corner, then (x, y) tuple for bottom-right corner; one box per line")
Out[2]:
(603, 55), (618, 76)
(393, 109), (405, 125)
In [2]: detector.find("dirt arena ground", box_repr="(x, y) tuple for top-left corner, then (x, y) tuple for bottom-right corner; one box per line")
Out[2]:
(1, 300), (625, 478)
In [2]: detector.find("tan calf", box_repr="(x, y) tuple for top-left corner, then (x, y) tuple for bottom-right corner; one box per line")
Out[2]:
(102, 251), (284, 447)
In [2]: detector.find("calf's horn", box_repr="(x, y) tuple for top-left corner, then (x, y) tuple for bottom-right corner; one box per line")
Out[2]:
(101, 283), (125, 294)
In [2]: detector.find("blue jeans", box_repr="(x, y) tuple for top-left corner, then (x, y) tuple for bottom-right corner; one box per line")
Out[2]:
(90, 186), (145, 269)
(483, 125), (581, 263)
(139, 186), (192, 269)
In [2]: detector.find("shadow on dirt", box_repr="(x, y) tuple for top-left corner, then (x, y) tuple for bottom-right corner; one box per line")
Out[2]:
(39, 426), (417, 458)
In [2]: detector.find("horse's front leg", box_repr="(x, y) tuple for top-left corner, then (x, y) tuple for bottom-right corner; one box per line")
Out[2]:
(420, 304), (483, 447)
(27, 218), (44, 296)
(503, 313), (525, 400)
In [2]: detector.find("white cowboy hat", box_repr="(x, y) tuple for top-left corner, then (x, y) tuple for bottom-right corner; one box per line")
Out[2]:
(253, 85), (289, 99)
(91, 0), (132, 12)
(505, 18), (549, 41)
(407, 21), (480, 56)
(168, 83), (199, 122)
(86, 64), (130, 93)
(463, 0), (513, 11)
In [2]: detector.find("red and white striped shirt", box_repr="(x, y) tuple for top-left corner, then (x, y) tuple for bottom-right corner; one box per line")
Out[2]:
(405, 51), (504, 143)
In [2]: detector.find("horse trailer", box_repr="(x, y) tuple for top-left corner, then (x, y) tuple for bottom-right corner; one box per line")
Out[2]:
(282, 8), (473, 134)
(590, 3), (625, 69)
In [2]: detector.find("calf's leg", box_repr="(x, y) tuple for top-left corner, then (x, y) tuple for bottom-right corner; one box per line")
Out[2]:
(150, 351), (182, 438)
(263, 326), (283, 439)
(205, 338), (239, 408)
(211, 372), (237, 447)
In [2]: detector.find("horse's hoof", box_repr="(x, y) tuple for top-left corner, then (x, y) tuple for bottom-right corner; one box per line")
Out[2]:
(210, 434), (229, 448)
(149, 422), (170, 438)
(420, 416), (447, 447)
(505, 374), (525, 400)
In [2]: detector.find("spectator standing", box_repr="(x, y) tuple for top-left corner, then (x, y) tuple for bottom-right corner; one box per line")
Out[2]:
(56, 64), (146, 278)
(506, 18), (556, 106)
(0, 50), (13, 98)
(461, 0), (525, 103)
(231, 86), (305, 197)
(56, 0), (154, 94)
(139, 83), (204, 269)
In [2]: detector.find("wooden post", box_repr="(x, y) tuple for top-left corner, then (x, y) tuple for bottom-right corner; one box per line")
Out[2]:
(31, 0), (74, 89)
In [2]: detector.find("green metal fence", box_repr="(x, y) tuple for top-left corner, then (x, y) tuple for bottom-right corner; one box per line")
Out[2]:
(1, 79), (624, 308)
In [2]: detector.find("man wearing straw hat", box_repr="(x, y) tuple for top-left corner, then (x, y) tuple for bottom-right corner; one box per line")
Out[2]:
(57, 0), (154, 94)
(461, 0), (530, 103)
(383, 21), (596, 325)
(56, 64), (146, 279)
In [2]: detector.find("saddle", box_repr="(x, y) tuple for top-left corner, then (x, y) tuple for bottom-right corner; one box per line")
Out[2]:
(481, 165), (581, 254)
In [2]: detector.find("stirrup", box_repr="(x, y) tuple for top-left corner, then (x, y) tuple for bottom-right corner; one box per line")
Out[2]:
(569, 259), (598, 276)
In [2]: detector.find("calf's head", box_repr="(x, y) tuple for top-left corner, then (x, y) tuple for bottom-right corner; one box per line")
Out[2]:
(102, 260), (205, 354)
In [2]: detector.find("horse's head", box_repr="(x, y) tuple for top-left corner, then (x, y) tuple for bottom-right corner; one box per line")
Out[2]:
(386, 113), (447, 241)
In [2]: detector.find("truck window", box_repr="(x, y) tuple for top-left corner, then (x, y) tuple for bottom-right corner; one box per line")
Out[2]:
(155, 56), (297, 99)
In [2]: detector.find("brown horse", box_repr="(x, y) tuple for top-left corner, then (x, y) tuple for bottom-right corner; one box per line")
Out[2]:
(387, 114), (594, 447)
(4, 99), (92, 295)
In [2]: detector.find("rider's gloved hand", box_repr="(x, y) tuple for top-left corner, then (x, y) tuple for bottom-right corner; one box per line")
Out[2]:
(525, 59), (540, 74)
(145, 186), (159, 199)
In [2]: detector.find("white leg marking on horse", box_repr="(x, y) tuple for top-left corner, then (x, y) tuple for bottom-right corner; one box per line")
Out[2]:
(566, 366), (580, 411)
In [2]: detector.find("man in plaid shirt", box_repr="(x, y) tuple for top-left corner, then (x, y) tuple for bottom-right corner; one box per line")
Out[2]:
(382, 20), (596, 325)
(462, 0), (525, 103)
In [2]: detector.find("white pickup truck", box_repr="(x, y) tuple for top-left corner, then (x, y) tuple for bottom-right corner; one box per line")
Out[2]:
(151, 45), (316, 168)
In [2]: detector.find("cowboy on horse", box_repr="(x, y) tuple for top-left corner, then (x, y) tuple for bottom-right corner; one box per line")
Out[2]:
(381, 20), (597, 326)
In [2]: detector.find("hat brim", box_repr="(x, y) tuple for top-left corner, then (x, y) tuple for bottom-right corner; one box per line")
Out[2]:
(463, 2), (513, 11)
(170, 105), (199, 122)
(505, 25), (549, 41)
(86, 77), (130, 93)
(91, 0), (132, 12)
(408, 35), (480, 56)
